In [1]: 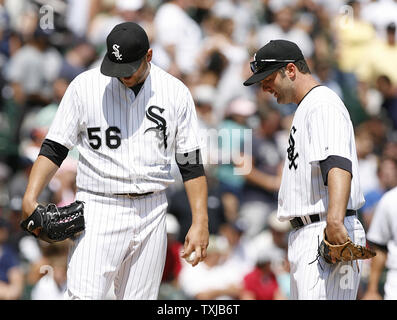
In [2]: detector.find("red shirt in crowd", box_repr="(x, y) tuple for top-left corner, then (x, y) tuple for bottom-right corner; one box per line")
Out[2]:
(162, 241), (183, 282)
(243, 267), (279, 300)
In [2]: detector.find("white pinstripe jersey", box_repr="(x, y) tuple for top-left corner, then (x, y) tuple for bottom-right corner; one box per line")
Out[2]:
(46, 63), (201, 194)
(367, 187), (397, 269)
(277, 86), (365, 221)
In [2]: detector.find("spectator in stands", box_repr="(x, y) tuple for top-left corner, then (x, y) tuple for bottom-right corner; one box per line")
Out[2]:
(197, 10), (252, 117)
(313, 59), (343, 99)
(361, 0), (397, 39)
(257, 6), (314, 58)
(178, 235), (241, 300)
(158, 213), (186, 300)
(357, 22), (397, 86)
(239, 107), (283, 238)
(0, 217), (24, 300)
(333, 0), (376, 76)
(355, 125), (380, 196)
(5, 27), (62, 106)
(88, 0), (146, 48)
(154, 0), (203, 77)
(240, 249), (285, 300)
(376, 75), (397, 130)
(26, 241), (68, 299)
(58, 41), (97, 82)
(360, 156), (397, 230)
(30, 241), (68, 300)
(216, 97), (256, 223)
(217, 220), (255, 284)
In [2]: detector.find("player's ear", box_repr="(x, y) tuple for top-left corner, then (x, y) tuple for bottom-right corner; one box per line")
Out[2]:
(146, 49), (153, 63)
(286, 63), (296, 80)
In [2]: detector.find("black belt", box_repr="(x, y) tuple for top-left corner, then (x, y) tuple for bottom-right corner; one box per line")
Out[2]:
(114, 192), (153, 199)
(290, 210), (357, 229)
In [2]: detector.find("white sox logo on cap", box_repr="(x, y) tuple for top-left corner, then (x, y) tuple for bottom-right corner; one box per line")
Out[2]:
(101, 22), (149, 77)
(112, 44), (123, 61)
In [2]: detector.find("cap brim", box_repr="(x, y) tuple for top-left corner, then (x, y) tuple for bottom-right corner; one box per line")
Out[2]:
(100, 54), (143, 77)
(243, 63), (286, 86)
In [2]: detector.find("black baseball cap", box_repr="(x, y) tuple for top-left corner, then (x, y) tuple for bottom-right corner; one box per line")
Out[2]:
(100, 22), (149, 78)
(387, 22), (396, 32)
(243, 39), (305, 86)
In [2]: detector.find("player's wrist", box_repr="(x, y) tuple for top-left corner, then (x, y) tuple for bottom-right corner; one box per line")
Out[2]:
(21, 197), (39, 219)
(191, 220), (209, 230)
(326, 216), (344, 226)
(366, 281), (380, 293)
(366, 287), (380, 296)
(367, 287), (379, 293)
(191, 213), (208, 225)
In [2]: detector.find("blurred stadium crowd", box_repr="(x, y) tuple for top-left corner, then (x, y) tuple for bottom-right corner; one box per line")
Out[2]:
(1, 0), (397, 300)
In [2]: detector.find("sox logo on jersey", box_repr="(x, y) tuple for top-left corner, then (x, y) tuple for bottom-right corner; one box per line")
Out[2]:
(287, 125), (298, 170)
(145, 106), (168, 149)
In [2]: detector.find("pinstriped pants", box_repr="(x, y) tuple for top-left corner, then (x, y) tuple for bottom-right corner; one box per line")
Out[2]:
(64, 190), (168, 300)
(288, 215), (366, 300)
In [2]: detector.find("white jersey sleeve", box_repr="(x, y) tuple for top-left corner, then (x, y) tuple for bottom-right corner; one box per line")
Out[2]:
(308, 104), (352, 163)
(174, 87), (201, 154)
(46, 78), (82, 149)
(367, 187), (397, 269)
(367, 191), (393, 246)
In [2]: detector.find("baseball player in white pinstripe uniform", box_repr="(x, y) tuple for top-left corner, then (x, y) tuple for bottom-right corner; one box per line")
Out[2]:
(244, 40), (366, 300)
(21, 22), (209, 300)
(363, 185), (397, 300)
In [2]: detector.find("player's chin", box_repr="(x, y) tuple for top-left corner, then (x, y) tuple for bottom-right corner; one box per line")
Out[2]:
(120, 79), (135, 87)
(119, 76), (136, 86)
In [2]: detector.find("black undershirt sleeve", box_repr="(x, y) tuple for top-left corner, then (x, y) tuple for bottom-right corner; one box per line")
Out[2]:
(176, 149), (205, 182)
(319, 155), (352, 186)
(38, 139), (69, 167)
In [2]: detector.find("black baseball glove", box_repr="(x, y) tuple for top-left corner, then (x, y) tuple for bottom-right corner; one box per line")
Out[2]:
(20, 201), (85, 243)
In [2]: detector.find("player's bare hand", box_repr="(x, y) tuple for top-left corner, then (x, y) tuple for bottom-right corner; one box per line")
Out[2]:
(325, 222), (348, 263)
(181, 223), (209, 267)
(325, 221), (348, 244)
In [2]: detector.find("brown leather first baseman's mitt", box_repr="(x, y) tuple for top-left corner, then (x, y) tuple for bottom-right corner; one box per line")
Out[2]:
(20, 201), (85, 243)
(318, 228), (376, 264)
